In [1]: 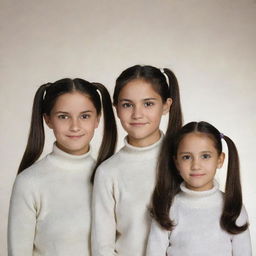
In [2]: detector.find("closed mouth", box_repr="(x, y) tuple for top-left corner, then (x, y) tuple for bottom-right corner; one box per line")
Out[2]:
(190, 173), (205, 177)
(129, 122), (147, 126)
(67, 135), (84, 139)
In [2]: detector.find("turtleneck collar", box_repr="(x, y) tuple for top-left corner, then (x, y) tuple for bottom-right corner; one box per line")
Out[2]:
(46, 143), (93, 170)
(121, 132), (164, 160)
(177, 180), (223, 208)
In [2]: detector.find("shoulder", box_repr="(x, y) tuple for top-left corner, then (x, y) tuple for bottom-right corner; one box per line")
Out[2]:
(93, 149), (128, 188)
(95, 148), (125, 174)
(14, 156), (48, 188)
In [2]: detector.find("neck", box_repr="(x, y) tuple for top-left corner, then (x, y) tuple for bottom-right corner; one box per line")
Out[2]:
(177, 180), (223, 208)
(127, 130), (161, 147)
(47, 143), (92, 170)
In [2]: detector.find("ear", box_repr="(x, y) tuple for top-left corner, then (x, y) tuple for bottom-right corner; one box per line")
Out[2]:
(114, 105), (121, 119)
(217, 152), (225, 169)
(173, 155), (179, 169)
(95, 114), (101, 129)
(162, 98), (172, 115)
(43, 114), (53, 129)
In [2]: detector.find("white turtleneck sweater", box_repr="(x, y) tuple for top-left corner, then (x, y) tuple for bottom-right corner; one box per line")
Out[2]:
(8, 144), (95, 256)
(91, 135), (163, 256)
(146, 182), (252, 256)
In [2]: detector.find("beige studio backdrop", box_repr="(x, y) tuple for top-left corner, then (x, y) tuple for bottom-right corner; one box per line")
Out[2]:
(1, 0), (256, 255)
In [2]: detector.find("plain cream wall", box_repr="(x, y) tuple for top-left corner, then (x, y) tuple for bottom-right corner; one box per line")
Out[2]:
(1, 0), (256, 255)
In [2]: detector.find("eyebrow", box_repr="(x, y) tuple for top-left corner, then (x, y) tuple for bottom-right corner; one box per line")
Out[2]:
(178, 150), (213, 154)
(54, 110), (93, 114)
(178, 152), (191, 155)
(119, 97), (158, 102)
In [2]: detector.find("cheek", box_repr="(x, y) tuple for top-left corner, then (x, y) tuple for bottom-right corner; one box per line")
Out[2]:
(176, 162), (189, 174)
(51, 122), (66, 134)
(147, 114), (160, 125)
(88, 119), (100, 131)
(117, 109), (129, 122)
(150, 108), (164, 121)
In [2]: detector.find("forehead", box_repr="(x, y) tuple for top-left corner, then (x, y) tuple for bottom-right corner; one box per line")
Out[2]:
(178, 132), (216, 152)
(119, 79), (160, 100)
(52, 92), (95, 110)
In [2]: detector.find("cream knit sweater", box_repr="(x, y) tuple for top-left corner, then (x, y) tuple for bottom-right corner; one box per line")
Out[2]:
(8, 144), (95, 256)
(146, 182), (252, 256)
(91, 136), (163, 256)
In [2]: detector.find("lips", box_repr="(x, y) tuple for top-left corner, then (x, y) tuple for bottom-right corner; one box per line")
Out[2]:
(190, 173), (205, 177)
(129, 122), (147, 126)
(67, 135), (84, 139)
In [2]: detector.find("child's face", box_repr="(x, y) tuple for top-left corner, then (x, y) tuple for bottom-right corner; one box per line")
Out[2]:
(44, 92), (99, 155)
(175, 132), (224, 191)
(116, 79), (171, 147)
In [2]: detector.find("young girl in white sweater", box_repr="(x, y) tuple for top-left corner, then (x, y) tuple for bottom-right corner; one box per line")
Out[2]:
(147, 121), (252, 256)
(8, 78), (117, 256)
(92, 65), (183, 256)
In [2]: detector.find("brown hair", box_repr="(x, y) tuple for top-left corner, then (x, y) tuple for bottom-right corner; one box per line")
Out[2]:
(152, 121), (248, 234)
(18, 78), (117, 183)
(113, 65), (183, 138)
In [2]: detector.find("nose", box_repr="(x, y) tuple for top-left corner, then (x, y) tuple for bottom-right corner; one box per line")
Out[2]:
(70, 118), (80, 132)
(191, 158), (200, 170)
(132, 105), (143, 119)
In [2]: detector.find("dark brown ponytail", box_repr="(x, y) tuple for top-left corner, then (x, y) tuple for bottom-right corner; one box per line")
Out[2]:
(18, 78), (117, 178)
(152, 121), (248, 234)
(163, 68), (183, 138)
(220, 135), (248, 234)
(17, 83), (49, 174)
(90, 82), (117, 183)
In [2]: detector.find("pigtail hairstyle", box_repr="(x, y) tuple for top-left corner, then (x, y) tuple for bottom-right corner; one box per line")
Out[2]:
(114, 66), (183, 133)
(162, 68), (183, 139)
(90, 82), (117, 183)
(152, 121), (248, 234)
(17, 83), (50, 174)
(113, 65), (183, 229)
(220, 135), (248, 234)
(18, 78), (117, 178)
(150, 67), (183, 230)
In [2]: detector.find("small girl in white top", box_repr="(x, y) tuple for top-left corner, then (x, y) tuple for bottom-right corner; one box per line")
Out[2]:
(8, 78), (117, 256)
(92, 65), (183, 256)
(147, 121), (252, 256)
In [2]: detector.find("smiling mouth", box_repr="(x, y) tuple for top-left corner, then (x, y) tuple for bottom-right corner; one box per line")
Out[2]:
(67, 135), (84, 139)
(130, 123), (148, 126)
(190, 174), (205, 177)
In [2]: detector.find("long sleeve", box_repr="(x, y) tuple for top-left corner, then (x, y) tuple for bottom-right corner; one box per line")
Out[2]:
(146, 219), (169, 256)
(91, 136), (163, 256)
(91, 165), (117, 256)
(232, 206), (252, 256)
(8, 174), (37, 256)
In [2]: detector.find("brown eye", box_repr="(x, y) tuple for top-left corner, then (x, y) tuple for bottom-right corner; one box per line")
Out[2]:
(201, 154), (211, 159)
(122, 103), (133, 108)
(144, 101), (154, 107)
(181, 155), (190, 160)
(58, 114), (69, 119)
(81, 114), (90, 119)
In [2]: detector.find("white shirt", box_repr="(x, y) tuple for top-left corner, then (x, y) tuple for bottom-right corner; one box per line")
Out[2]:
(8, 144), (95, 256)
(92, 135), (163, 256)
(146, 182), (252, 256)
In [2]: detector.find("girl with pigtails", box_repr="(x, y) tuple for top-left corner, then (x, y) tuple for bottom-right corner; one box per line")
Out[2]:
(91, 65), (183, 256)
(8, 78), (117, 256)
(147, 121), (252, 256)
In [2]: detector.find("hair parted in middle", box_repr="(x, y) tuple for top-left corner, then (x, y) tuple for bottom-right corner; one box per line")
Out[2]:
(113, 65), (183, 138)
(18, 78), (117, 183)
(152, 121), (248, 235)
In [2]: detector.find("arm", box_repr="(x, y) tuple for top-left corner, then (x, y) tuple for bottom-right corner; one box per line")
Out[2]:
(8, 174), (37, 256)
(91, 166), (117, 256)
(146, 218), (169, 256)
(232, 205), (252, 256)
